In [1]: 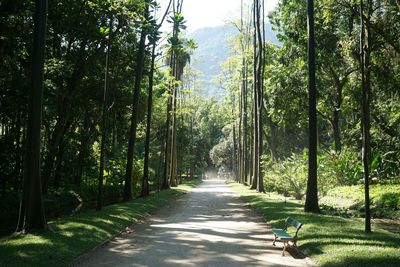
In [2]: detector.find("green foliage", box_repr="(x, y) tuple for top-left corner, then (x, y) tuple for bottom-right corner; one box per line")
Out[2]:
(210, 125), (234, 172)
(317, 148), (363, 189)
(263, 153), (308, 200)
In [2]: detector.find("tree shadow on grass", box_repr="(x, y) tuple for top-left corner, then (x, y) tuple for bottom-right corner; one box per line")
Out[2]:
(0, 189), (188, 267)
(236, 187), (400, 267)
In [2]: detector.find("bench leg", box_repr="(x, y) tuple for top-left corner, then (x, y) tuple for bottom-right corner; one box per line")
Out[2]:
(272, 234), (277, 246)
(282, 241), (288, 256)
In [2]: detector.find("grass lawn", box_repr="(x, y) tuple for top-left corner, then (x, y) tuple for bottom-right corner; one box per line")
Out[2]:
(320, 185), (400, 220)
(229, 181), (400, 267)
(0, 179), (201, 267)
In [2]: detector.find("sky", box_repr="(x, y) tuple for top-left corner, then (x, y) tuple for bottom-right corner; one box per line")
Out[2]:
(158, 0), (279, 33)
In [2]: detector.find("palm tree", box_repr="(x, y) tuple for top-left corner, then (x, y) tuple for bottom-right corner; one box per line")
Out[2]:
(163, 10), (194, 187)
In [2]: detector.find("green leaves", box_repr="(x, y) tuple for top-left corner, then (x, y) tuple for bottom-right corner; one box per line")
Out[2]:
(99, 26), (110, 37)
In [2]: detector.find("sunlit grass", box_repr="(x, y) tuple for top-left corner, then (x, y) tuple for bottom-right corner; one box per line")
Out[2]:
(0, 179), (201, 267)
(229, 181), (400, 267)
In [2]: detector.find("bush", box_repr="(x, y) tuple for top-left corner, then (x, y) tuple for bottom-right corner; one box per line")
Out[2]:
(375, 192), (400, 210)
(263, 152), (307, 199)
(317, 147), (363, 190)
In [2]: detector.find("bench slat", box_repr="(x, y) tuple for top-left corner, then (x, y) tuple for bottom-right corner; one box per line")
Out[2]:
(271, 228), (294, 240)
(286, 217), (302, 229)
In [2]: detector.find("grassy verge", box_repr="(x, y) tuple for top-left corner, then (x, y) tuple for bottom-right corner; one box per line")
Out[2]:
(0, 179), (201, 267)
(229, 181), (400, 267)
(320, 185), (400, 220)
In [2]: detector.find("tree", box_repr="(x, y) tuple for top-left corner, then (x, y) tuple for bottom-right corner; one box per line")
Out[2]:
(250, 0), (264, 193)
(163, 4), (193, 188)
(304, 0), (319, 213)
(123, 0), (150, 201)
(16, 0), (48, 233)
(360, 0), (372, 233)
(142, 0), (172, 197)
(97, 15), (113, 210)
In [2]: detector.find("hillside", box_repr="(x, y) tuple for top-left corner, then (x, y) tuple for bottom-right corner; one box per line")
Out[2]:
(189, 23), (278, 99)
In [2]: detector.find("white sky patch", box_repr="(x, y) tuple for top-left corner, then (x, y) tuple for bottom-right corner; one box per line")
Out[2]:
(157, 0), (278, 33)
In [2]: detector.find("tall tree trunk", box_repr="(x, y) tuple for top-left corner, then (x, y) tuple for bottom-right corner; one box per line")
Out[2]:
(250, 0), (260, 191)
(249, 92), (254, 184)
(304, 0), (320, 213)
(189, 116), (194, 179)
(16, 0), (48, 233)
(360, 0), (372, 233)
(142, 41), (157, 197)
(238, 70), (243, 183)
(243, 60), (249, 185)
(332, 108), (341, 152)
(244, 60), (250, 184)
(123, 2), (150, 201)
(162, 87), (172, 189)
(232, 100), (238, 181)
(169, 76), (178, 187)
(256, 0), (264, 193)
(97, 16), (113, 210)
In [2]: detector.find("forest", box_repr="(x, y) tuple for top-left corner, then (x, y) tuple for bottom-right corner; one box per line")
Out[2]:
(0, 0), (399, 266)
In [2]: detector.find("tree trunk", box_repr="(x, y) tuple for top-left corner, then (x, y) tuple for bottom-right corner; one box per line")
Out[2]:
(162, 88), (172, 189)
(360, 0), (372, 233)
(250, 0), (259, 191)
(97, 16), (113, 210)
(232, 103), (238, 180)
(16, 0), (48, 233)
(142, 41), (157, 197)
(256, 0), (264, 193)
(238, 70), (243, 183)
(123, 2), (150, 201)
(169, 77), (178, 187)
(332, 108), (341, 152)
(304, 0), (320, 213)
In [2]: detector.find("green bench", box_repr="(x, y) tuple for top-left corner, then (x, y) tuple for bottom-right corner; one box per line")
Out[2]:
(271, 217), (303, 256)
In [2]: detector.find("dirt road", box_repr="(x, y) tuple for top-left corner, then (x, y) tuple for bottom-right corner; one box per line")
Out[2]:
(74, 180), (316, 267)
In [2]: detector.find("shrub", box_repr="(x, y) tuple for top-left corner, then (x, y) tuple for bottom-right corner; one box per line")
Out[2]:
(318, 147), (362, 189)
(263, 152), (307, 200)
(375, 192), (400, 210)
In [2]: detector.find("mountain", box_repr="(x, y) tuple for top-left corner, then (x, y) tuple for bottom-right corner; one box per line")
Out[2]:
(188, 23), (278, 99)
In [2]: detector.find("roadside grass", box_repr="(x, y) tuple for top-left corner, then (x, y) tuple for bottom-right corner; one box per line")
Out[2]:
(0, 179), (201, 267)
(320, 185), (400, 220)
(229, 181), (400, 267)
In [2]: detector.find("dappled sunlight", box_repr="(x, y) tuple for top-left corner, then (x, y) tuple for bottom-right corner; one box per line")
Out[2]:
(231, 182), (400, 266)
(76, 180), (313, 267)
